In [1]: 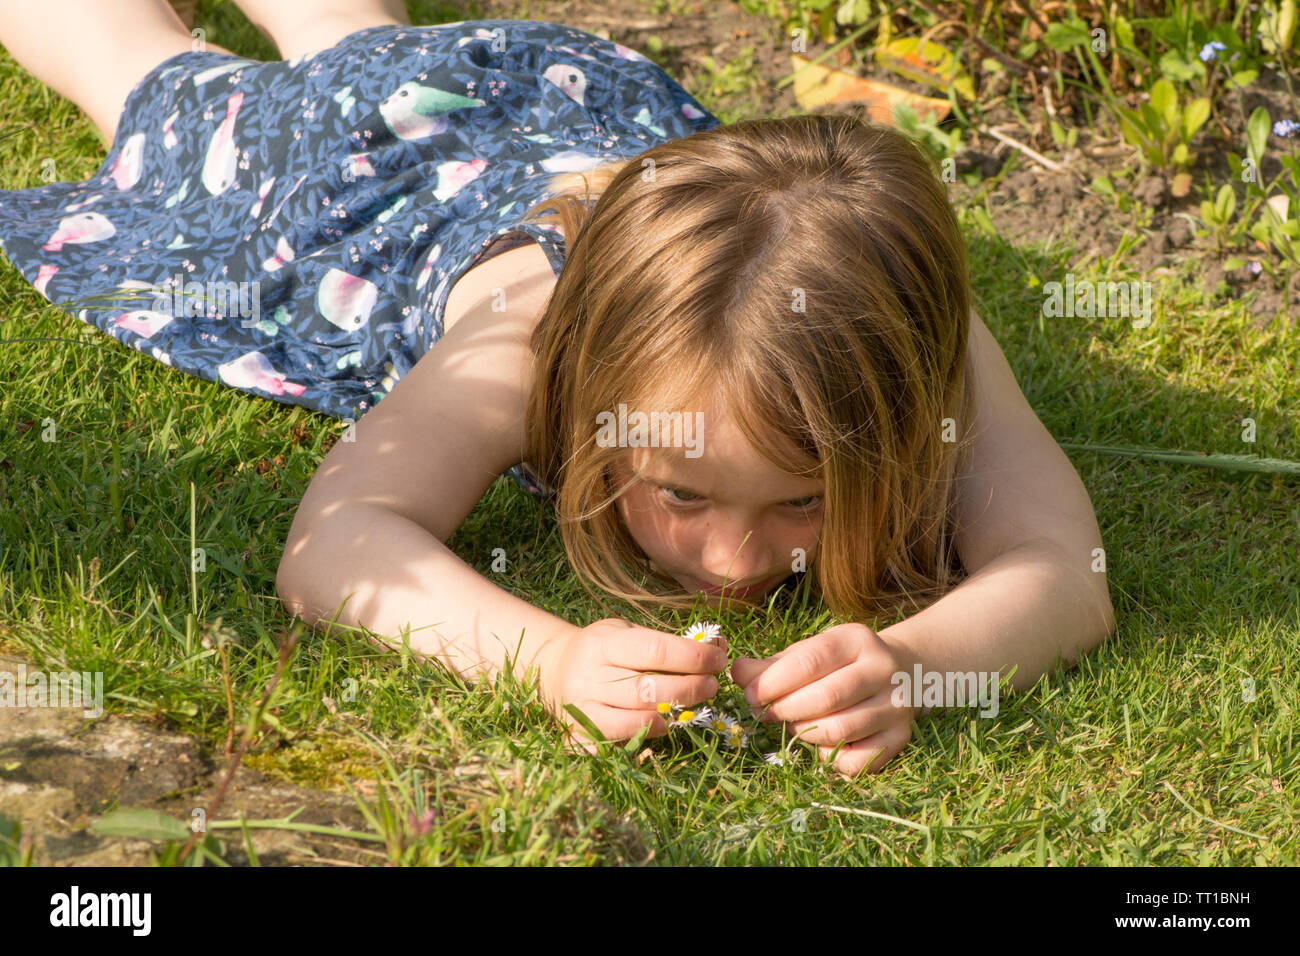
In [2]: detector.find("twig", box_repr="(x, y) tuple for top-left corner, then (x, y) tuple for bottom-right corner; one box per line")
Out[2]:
(809, 801), (931, 832)
(176, 625), (302, 865)
(1014, 0), (1052, 39)
(219, 642), (235, 757)
(978, 124), (1067, 172)
(570, 16), (668, 30)
(909, 0), (1051, 79)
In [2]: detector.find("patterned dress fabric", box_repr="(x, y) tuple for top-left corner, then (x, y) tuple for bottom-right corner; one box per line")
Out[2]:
(0, 18), (720, 497)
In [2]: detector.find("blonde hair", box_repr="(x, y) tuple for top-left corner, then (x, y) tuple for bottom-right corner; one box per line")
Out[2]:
(518, 113), (975, 630)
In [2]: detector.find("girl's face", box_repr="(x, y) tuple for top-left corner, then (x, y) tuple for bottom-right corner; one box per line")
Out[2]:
(608, 398), (824, 604)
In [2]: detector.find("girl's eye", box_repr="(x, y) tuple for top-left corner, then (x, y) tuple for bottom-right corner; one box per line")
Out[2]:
(660, 486), (700, 504)
(660, 487), (822, 509)
(786, 495), (822, 510)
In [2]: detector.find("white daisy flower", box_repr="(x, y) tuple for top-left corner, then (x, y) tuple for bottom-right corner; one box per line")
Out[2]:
(671, 707), (701, 727)
(707, 711), (736, 734)
(763, 752), (785, 766)
(681, 621), (722, 644)
(722, 719), (750, 750)
(684, 706), (716, 728)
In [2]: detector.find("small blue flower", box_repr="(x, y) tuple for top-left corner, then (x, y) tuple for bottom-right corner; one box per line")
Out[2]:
(1273, 119), (1300, 138)
(1248, 260), (1263, 276)
(1199, 40), (1227, 62)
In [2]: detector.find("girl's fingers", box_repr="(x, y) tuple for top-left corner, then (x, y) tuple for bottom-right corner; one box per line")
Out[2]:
(742, 633), (857, 709)
(559, 701), (672, 747)
(729, 655), (776, 686)
(600, 670), (719, 712)
(817, 720), (912, 775)
(601, 628), (726, 675)
(785, 693), (898, 747)
(752, 665), (875, 724)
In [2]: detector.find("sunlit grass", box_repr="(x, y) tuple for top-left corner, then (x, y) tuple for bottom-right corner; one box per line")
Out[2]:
(0, 0), (1296, 865)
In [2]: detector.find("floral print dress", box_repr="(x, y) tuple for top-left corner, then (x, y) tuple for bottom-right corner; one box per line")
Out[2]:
(0, 18), (720, 498)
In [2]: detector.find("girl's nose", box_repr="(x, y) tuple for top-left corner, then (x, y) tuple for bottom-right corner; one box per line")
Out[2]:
(700, 527), (772, 583)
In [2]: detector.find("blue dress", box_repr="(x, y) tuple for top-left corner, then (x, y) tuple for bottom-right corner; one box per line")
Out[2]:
(0, 18), (720, 498)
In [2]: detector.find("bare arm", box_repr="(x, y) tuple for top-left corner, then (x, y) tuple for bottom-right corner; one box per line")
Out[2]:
(278, 504), (576, 684)
(276, 249), (574, 686)
(877, 311), (1117, 694)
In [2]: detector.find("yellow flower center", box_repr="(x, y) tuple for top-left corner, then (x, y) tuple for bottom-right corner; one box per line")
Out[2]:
(679, 710), (695, 722)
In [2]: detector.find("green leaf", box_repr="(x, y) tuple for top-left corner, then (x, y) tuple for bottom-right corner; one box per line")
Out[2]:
(718, 778), (747, 800)
(1149, 78), (1178, 127)
(1183, 98), (1211, 139)
(1139, 102), (1165, 138)
(1247, 106), (1271, 166)
(1114, 16), (1136, 52)
(1281, 0), (1299, 50)
(968, 205), (996, 236)
(1173, 142), (1189, 165)
(1042, 19), (1090, 52)
(1223, 257), (1247, 270)
(1092, 175), (1115, 197)
(891, 101), (919, 133)
(1058, 444), (1300, 474)
(564, 704), (607, 746)
(1228, 69), (1259, 89)
(1216, 183), (1237, 221)
(623, 722), (651, 754)
(1158, 49), (1202, 82)
(1118, 110), (1148, 150)
(91, 808), (191, 841)
(834, 0), (871, 27)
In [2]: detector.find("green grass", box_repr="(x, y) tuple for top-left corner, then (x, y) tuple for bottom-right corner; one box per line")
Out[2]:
(1, 1), (1298, 865)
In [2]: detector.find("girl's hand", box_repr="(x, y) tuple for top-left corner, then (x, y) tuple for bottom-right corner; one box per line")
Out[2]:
(730, 622), (917, 776)
(536, 618), (727, 753)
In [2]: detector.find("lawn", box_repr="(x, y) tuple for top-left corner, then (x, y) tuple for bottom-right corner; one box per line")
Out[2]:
(0, 0), (1297, 866)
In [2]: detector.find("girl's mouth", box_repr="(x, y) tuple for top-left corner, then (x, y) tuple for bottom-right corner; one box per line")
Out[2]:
(686, 574), (784, 598)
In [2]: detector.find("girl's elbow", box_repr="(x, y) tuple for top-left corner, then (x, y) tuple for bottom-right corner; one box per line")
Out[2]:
(274, 559), (312, 625)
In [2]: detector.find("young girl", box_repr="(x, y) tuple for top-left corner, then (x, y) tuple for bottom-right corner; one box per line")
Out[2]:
(0, 2), (1115, 776)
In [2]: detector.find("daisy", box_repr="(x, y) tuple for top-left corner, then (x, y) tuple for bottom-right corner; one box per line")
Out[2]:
(684, 706), (716, 728)
(723, 719), (750, 750)
(681, 621), (722, 644)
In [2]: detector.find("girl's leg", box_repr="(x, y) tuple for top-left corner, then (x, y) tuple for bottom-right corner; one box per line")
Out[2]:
(0, 0), (233, 147)
(230, 0), (410, 60)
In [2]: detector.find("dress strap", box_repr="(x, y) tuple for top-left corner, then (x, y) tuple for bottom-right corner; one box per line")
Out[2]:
(506, 220), (567, 280)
